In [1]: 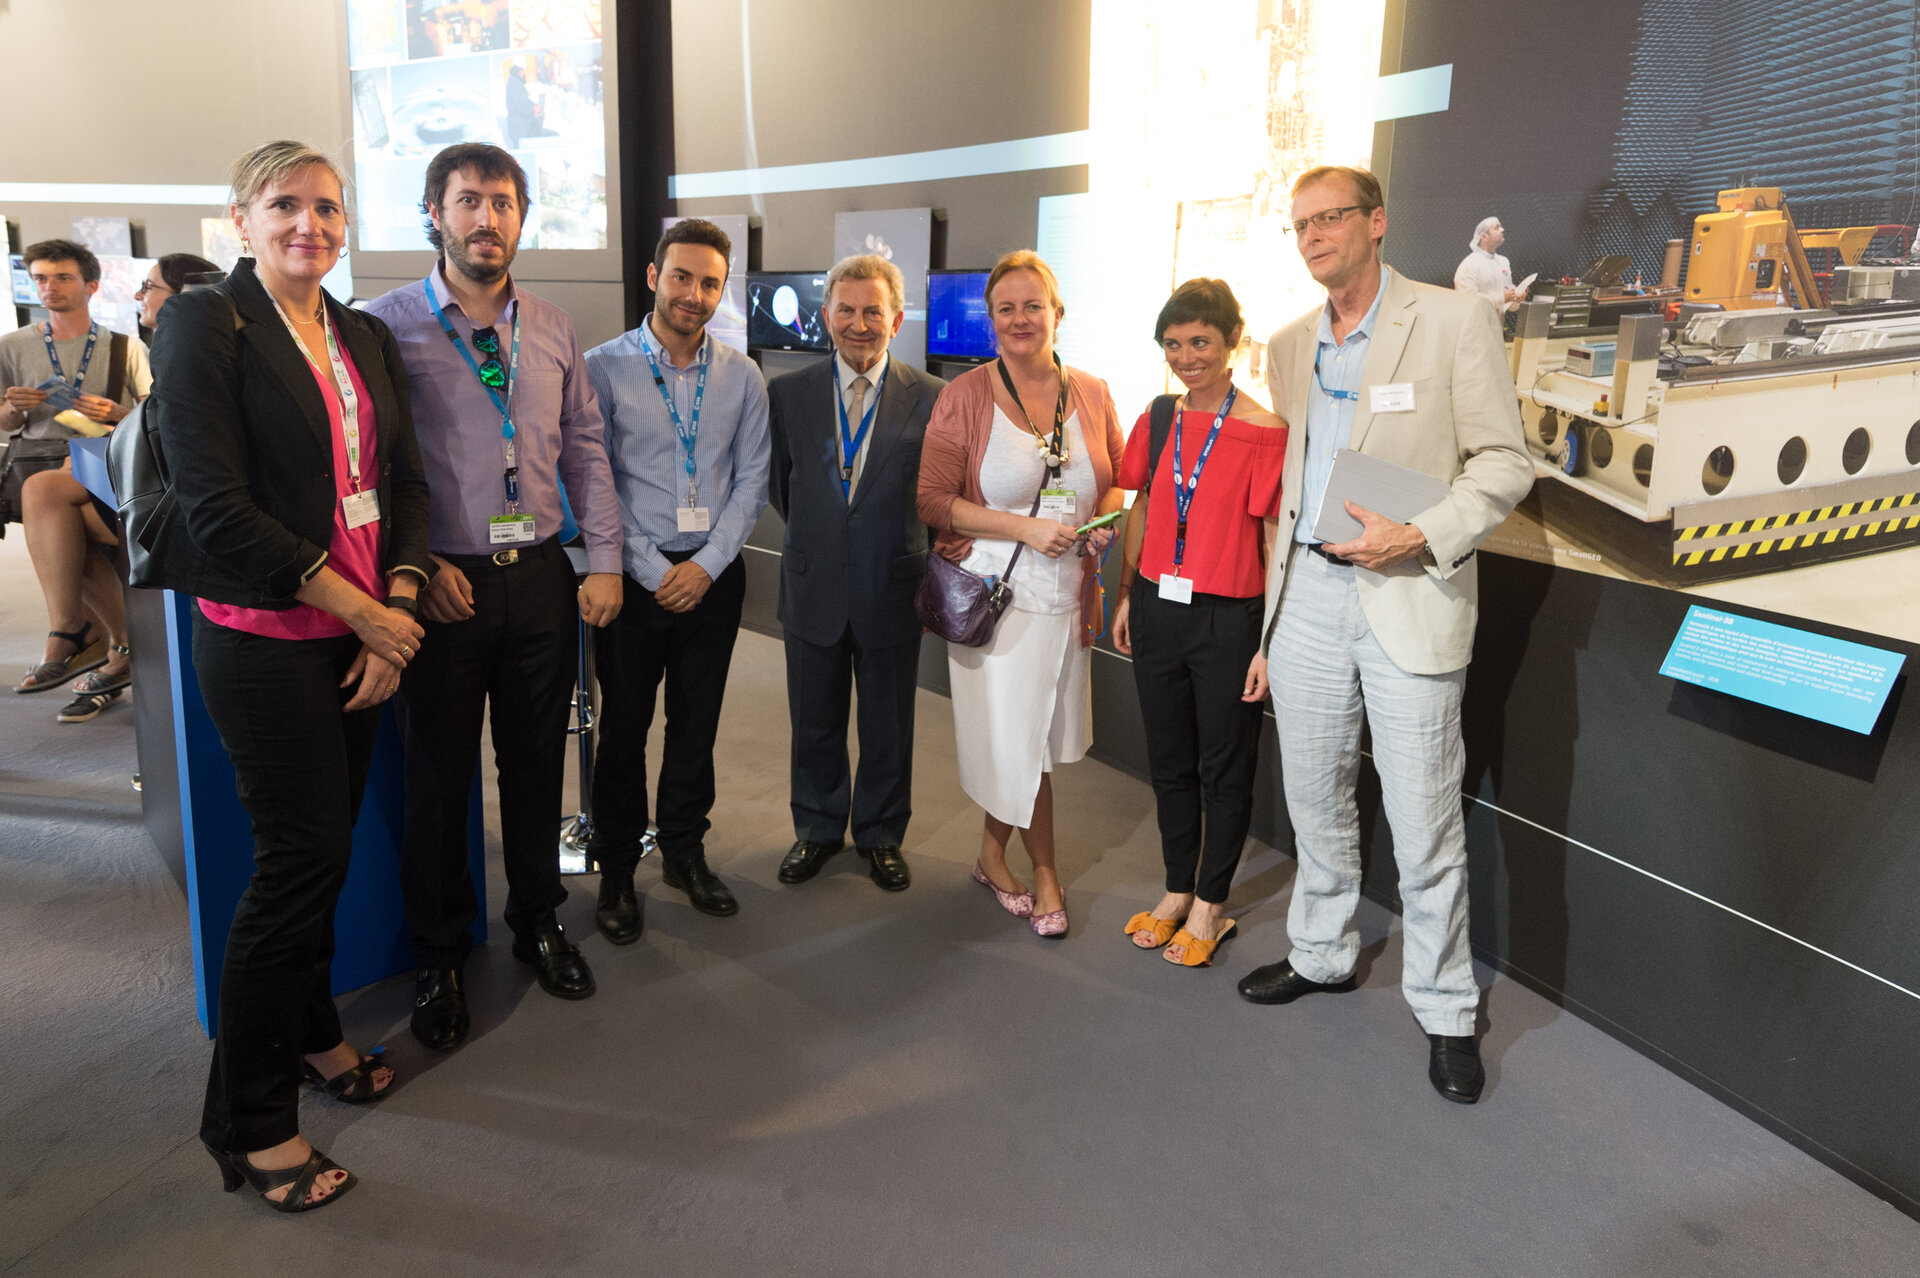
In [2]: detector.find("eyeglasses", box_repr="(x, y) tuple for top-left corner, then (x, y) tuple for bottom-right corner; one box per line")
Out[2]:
(1285, 205), (1368, 237)
(470, 326), (506, 387)
(135, 280), (172, 298)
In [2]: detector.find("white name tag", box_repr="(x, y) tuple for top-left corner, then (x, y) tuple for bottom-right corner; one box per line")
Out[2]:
(677, 505), (712, 533)
(1157, 573), (1193, 604)
(1369, 383), (1415, 413)
(488, 514), (537, 544)
(341, 488), (380, 530)
(1038, 488), (1077, 522)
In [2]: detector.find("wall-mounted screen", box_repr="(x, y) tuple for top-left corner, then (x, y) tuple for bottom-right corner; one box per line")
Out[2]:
(9, 255), (38, 307)
(345, 0), (607, 252)
(927, 269), (994, 361)
(747, 271), (831, 353)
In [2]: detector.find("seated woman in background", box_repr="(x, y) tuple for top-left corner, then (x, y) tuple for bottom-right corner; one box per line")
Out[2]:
(16, 252), (222, 723)
(917, 250), (1124, 938)
(1112, 279), (1286, 966)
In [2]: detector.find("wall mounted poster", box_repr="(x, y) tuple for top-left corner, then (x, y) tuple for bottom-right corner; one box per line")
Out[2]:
(346, 0), (607, 252)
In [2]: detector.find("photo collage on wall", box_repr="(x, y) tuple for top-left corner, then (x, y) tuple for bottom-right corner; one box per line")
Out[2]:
(346, 0), (607, 252)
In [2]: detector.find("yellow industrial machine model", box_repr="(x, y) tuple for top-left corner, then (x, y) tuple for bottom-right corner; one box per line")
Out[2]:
(1684, 187), (1826, 311)
(1511, 302), (1920, 582)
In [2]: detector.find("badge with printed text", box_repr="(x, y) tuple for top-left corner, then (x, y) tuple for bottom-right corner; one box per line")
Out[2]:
(488, 514), (536, 544)
(1369, 383), (1415, 413)
(1038, 488), (1077, 522)
(677, 506), (712, 534)
(1157, 573), (1194, 604)
(341, 489), (381, 530)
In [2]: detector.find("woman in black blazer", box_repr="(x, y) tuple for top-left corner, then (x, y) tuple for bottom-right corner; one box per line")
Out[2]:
(150, 141), (431, 1213)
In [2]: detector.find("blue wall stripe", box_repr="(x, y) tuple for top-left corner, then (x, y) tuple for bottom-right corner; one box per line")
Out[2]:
(0, 182), (230, 206)
(669, 131), (1092, 200)
(1375, 63), (1453, 121)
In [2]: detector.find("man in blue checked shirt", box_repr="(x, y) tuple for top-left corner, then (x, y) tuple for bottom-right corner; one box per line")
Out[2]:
(586, 218), (770, 930)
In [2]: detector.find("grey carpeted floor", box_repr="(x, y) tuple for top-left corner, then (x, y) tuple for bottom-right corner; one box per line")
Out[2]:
(2, 534), (1917, 1278)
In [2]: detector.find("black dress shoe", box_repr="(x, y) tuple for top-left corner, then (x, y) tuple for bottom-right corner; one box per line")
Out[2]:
(860, 845), (911, 891)
(1427, 1033), (1485, 1104)
(661, 854), (739, 916)
(1236, 959), (1358, 1005)
(411, 967), (469, 1051)
(777, 839), (844, 884)
(512, 918), (596, 999)
(595, 870), (642, 944)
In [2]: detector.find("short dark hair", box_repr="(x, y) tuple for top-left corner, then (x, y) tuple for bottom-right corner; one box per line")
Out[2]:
(23, 238), (100, 284)
(1154, 278), (1244, 345)
(156, 253), (221, 294)
(654, 218), (732, 277)
(420, 144), (531, 252)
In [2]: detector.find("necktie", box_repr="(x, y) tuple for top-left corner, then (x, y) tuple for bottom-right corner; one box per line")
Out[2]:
(846, 375), (871, 498)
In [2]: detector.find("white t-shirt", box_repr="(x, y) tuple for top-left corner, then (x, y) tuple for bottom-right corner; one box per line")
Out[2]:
(1454, 247), (1515, 313)
(959, 406), (1092, 615)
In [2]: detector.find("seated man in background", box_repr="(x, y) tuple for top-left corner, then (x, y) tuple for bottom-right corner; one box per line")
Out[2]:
(0, 239), (150, 717)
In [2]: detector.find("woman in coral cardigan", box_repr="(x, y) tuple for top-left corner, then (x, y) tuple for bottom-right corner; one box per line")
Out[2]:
(916, 251), (1125, 937)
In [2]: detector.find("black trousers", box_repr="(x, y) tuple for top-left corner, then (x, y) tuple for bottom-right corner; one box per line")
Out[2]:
(785, 625), (920, 849)
(191, 609), (379, 1153)
(1128, 578), (1265, 904)
(591, 553), (746, 873)
(397, 537), (576, 968)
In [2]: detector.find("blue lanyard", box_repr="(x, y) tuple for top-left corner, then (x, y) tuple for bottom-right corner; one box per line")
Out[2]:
(642, 328), (709, 506)
(832, 359), (887, 498)
(43, 321), (99, 389)
(1313, 349), (1359, 403)
(1170, 386), (1236, 573)
(424, 277), (522, 508)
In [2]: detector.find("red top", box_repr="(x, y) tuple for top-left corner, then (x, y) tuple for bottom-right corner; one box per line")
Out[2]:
(200, 342), (383, 639)
(1119, 408), (1286, 599)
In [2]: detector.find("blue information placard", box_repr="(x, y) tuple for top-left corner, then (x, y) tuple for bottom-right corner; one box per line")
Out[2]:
(1660, 605), (1905, 734)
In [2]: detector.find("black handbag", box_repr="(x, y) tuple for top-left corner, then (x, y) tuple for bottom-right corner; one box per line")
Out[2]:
(914, 487), (1045, 647)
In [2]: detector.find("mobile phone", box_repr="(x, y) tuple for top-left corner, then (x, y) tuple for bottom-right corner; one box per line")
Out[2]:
(1075, 510), (1124, 536)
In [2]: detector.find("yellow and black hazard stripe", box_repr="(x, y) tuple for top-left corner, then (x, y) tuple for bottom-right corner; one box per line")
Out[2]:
(1673, 492), (1920, 565)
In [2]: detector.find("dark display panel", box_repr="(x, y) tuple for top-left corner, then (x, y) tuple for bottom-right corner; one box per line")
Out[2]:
(747, 271), (831, 352)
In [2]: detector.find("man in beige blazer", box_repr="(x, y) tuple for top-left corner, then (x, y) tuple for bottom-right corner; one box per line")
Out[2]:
(1235, 165), (1533, 1104)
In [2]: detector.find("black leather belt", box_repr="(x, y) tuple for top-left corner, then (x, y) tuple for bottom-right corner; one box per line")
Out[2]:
(440, 536), (562, 572)
(1305, 542), (1353, 566)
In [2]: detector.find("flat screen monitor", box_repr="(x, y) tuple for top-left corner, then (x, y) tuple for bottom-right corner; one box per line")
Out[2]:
(10, 255), (38, 307)
(747, 271), (831, 353)
(927, 269), (994, 361)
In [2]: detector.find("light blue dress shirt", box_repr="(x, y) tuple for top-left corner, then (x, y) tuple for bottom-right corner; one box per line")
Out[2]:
(586, 317), (771, 590)
(1296, 265), (1390, 544)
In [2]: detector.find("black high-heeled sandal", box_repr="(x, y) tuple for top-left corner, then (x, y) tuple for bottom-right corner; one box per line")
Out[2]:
(301, 1048), (394, 1104)
(205, 1143), (356, 1213)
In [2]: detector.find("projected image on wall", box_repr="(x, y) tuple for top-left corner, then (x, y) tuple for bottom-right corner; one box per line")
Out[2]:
(346, 0), (607, 252)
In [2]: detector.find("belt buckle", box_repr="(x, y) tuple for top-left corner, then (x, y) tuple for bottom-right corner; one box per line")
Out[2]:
(492, 548), (519, 566)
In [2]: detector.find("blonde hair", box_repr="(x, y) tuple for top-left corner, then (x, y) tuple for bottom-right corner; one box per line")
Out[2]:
(825, 253), (905, 315)
(229, 140), (349, 216)
(985, 249), (1065, 318)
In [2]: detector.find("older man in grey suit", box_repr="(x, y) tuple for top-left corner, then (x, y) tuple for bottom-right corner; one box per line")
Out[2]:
(1236, 165), (1533, 1103)
(767, 255), (946, 891)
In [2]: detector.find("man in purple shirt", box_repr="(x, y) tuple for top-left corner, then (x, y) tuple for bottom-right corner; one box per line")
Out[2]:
(365, 144), (624, 1051)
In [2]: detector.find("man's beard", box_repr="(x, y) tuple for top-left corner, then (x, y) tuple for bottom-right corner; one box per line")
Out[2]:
(655, 296), (712, 336)
(447, 233), (517, 284)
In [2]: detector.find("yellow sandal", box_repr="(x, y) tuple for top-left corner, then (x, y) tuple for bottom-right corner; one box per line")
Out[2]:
(1163, 919), (1238, 967)
(1124, 911), (1181, 948)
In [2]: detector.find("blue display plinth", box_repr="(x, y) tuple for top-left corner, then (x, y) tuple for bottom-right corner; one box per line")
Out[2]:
(73, 436), (486, 1037)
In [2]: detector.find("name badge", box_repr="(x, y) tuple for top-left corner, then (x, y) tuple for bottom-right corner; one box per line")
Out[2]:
(677, 505), (712, 533)
(1157, 573), (1194, 605)
(341, 488), (380, 530)
(488, 514), (537, 544)
(1369, 383), (1415, 413)
(1038, 488), (1077, 522)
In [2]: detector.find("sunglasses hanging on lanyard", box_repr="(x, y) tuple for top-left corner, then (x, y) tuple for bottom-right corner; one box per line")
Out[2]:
(424, 277), (532, 545)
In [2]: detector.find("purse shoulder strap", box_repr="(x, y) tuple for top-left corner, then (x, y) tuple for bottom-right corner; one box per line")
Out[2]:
(999, 484), (1047, 581)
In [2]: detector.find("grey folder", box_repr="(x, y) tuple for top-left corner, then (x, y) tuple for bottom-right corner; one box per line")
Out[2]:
(1310, 449), (1452, 544)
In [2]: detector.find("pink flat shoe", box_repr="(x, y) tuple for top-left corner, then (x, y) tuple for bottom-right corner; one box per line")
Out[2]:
(972, 863), (1034, 917)
(1030, 905), (1068, 938)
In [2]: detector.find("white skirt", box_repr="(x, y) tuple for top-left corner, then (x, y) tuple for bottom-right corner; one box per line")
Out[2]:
(947, 606), (1092, 828)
